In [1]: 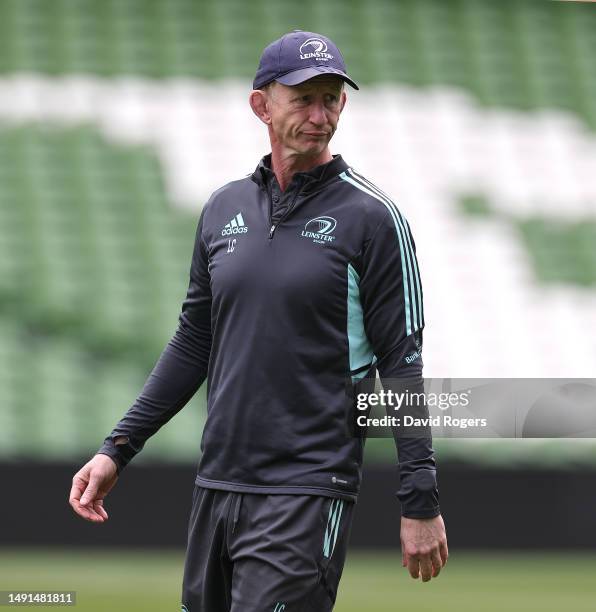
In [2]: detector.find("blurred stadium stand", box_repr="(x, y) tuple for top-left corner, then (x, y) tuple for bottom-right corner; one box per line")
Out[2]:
(0, 0), (595, 469)
(5, 461), (596, 549)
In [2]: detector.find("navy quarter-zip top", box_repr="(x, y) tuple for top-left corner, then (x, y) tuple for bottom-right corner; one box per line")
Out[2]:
(97, 153), (440, 518)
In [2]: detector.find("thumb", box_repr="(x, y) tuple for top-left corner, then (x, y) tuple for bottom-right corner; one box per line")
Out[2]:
(401, 539), (407, 567)
(80, 477), (99, 507)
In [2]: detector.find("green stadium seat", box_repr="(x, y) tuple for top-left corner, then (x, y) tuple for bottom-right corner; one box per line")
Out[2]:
(0, 0), (595, 467)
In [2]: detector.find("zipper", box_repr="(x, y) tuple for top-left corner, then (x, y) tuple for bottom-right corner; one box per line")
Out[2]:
(268, 188), (302, 240)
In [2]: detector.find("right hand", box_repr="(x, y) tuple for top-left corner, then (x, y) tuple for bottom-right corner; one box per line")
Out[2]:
(69, 454), (119, 523)
(400, 514), (448, 582)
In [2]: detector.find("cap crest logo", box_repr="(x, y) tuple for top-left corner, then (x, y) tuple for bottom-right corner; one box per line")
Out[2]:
(299, 38), (328, 54)
(299, 37), (334, 62)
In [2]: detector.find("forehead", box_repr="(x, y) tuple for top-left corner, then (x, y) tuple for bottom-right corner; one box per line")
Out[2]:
(292, 75), (344, 91)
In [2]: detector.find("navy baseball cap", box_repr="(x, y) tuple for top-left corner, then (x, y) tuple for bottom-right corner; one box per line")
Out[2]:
(253, 30), (359, 91)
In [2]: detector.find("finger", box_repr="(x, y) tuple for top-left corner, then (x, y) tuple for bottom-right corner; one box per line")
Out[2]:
(419, 554), (433, 582)
(439, 539), (449, 566)
(70, 499), (105, 522)
(431, 548), (442, 578)
(401, 540), (407, 567)
(80, 478), (99, 507)
(94, 501), (109, 520)
(407, 555), (420, 580)
(69, 477), (85, 505)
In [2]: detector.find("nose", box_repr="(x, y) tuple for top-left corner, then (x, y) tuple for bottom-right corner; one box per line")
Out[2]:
(308, 100), (327, 126)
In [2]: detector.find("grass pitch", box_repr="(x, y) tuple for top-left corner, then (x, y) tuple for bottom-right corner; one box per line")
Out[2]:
(1, 549), (595, 611)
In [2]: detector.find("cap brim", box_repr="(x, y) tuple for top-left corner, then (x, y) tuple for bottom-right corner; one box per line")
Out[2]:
(275, 66), (359, 90)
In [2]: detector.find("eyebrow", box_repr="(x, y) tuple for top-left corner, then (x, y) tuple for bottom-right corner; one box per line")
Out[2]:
(293, 84), (342, 95)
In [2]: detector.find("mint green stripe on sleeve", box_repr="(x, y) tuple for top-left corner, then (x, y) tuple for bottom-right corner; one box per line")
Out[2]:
(348, 168), (423, 333)
(403, 217), (424, 328)
(347, 263), (375, 382)
(340, 170), (415, 336)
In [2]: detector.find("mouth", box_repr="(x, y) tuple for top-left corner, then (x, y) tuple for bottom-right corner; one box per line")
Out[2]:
(302, 131), (329, 137)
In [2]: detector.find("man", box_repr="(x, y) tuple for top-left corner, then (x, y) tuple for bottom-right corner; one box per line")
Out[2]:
(69, 30), (448, 611)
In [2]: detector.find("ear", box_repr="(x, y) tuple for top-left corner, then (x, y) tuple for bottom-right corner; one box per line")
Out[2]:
(249, 90), (272, 125)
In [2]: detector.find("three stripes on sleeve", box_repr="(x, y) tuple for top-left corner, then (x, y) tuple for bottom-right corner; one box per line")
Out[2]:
(340, 168), (424, 337)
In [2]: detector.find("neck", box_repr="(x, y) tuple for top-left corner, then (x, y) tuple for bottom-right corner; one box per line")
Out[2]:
(270, 146), (332, 191)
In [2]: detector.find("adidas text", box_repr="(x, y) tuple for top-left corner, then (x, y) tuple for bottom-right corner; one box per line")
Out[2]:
(222, 226), (248, 236)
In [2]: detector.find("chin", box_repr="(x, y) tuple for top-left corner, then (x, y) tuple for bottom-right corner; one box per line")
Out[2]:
(299, 142), (327, 156)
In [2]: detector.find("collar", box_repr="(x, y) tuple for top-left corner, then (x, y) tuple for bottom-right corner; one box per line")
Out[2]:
(250, 153), (349, 194)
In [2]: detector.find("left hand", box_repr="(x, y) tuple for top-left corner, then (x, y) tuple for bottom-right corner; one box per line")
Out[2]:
(400, 514), (448, 582)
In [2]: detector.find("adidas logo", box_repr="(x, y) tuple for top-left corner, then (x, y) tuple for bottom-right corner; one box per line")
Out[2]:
(222, 212), (248, 236)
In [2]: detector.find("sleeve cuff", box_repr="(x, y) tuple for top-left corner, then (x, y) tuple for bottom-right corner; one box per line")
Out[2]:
(400, 504), (442, 519)
(396, 468), (440, 519)
(96, 435), (139, 475)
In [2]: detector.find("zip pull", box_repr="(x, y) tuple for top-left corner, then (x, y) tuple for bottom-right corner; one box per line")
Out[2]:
(269, 224), (276, 239)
